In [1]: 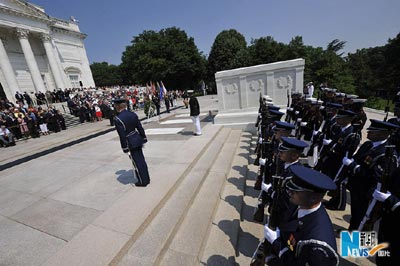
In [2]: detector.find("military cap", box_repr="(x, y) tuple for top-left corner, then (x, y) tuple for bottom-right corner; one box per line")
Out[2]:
(352, 98), (367, 104)
(267, 105), (281, 111)
(345, 94), (359, 99)
(367, 119), (400, 131)
(336, 109), (356, 118)
(325, 102), (343, 109)
(268, 109), (285, 117)
(274, 121), (295, 131)
(286, 165), (337, 193)
(279, 137), (309, 152)
(113, 98), (127, 104)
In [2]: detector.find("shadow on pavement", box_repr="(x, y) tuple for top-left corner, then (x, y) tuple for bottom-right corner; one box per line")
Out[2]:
(201, 255), (239, 266)
(115, 169), (137, 185)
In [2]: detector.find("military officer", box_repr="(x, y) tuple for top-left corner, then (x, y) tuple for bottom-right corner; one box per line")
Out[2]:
(263, 165), (339, 266)
(114, 99), (150, 187)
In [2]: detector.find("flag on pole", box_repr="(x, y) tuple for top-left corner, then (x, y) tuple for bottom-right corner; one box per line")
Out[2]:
(157, 81), (163, 100)
(161, 81), (167, 97)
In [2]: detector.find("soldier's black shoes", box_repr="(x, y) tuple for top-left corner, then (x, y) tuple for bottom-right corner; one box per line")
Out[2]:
(254, 178), (262, 190)
(253, 158), (260, 166)
(253, 206), (264, 223)
(135, 182), (149, 187)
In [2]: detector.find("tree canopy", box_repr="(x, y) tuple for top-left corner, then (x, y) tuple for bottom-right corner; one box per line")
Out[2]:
(90, 62), (122, 86)
(119, 27), (206, 90)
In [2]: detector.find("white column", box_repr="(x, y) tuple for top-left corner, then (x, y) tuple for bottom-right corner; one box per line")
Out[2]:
(0, 37), (20, 102)
(41, 33), (65, 89)
(16, 28), (46, 92)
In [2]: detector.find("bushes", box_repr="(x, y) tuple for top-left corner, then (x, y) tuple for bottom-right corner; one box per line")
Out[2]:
(365, 97), (394, 111)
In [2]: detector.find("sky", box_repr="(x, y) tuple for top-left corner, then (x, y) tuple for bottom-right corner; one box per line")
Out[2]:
(30, 0), (400, 65)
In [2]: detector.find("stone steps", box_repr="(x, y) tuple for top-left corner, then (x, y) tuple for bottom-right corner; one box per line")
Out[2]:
(199, 132), (262, 266)
(112, 127), (238, 266)
(42, 123), (223, 266)
(158, 129), (242, 266)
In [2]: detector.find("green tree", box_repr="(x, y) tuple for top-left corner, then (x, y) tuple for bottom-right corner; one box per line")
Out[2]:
(90, 62), (122, 86)
(120, 27), (206, 90)
(248, 36), (286, 65)
(207, 29), (248, 92)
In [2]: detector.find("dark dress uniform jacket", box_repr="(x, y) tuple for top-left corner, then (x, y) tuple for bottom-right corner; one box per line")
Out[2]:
(189, 96), (200, 116)
(346, 141), (397, 229)
(319, 125), (360, 177)
(114, 109), (147, 151)
(271, 206), (339, 266)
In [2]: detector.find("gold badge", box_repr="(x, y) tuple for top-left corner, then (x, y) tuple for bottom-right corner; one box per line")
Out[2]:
(287, 233), (296, 251)
(364, 155), (373, 165)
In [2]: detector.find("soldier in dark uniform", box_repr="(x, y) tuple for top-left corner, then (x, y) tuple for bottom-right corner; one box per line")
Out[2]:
(114, 99), (150, 187)
(388, 101), (400, 154)
(254, 109), (285, 190)
(342, 119), (399, 230)
(350, 98), (368, 139)
(267, 137), (309, 228)
(373, 165), (400, 266)
(318, 109), (361, 210)
(253, 121), (295, 222)
(263, 165), (339, 266)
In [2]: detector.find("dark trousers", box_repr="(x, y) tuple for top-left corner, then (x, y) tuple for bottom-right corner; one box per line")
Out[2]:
(130, 148), (150, 185)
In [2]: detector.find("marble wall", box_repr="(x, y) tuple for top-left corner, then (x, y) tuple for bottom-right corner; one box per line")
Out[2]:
(215, 59), (305, 111)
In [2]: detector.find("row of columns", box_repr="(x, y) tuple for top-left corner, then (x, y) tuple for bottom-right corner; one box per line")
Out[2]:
(0, 28), (66, 99)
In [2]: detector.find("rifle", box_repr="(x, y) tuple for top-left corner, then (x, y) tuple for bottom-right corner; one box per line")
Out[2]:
(251, 149), (282, 266)
(358, 145), (396, 231)
(384, 93), (390, 122)
(285, 88), (291, 122)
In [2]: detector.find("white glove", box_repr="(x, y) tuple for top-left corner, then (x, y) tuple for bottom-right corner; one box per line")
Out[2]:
(264, 224), (280, 244)
(295, 111), (300, 115)
(319, 106), (325, 110)
(288, 107), (293, 111)
(342, 157), (354, 166)
(300, 122), (307, 127)
(262, 182), (272, 192)
(296, 118), (301, 122)
(259, 158), (266, 166)
(258, 137), (263, 144)
(322, 139), (332, 145)
(313, 130), (320, 136)
(373, 189), (391, 202)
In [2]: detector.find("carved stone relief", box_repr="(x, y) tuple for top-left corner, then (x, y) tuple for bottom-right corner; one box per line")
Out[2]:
(224, 83), (238, 95)
(276, 75), (293, 91)
(249, 79), (264, 92)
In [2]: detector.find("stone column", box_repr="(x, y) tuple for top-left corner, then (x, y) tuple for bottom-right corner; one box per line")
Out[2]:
(0, 37), (20, 101)
(41, 33), (64, 89)
(16, 28), (45, 92)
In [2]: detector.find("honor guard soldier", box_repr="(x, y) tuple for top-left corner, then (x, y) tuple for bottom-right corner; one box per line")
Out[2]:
(342, 119), (399, 230)
(114, 99), (150, 187)
(253, 121), (295, 222)
(254, 109), (285, 190)
(263, 165), (339, 266)
(350, 98), (368, 139)
(373, 165), (400, 266)
(319, 109), (361, 210)
(388, 101), (400, 154)
(265, 137), (309, 228)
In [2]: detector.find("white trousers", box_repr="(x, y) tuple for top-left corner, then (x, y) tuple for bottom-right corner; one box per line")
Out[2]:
(191, 115), (201, 134)
(39, 123), (48, 133)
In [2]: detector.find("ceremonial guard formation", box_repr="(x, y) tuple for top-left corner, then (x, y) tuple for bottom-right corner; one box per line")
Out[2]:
(250, 86), (400, 266)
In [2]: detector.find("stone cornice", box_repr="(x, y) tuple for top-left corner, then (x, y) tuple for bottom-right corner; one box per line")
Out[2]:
(0, 5), (50, 23)
(40, 32), (51, 42)
(51, 26), (87, 40)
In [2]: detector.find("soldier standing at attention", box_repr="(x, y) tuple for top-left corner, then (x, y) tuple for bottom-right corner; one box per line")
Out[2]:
(263, 165), (339, 265)
(114, 99), (150, 187)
